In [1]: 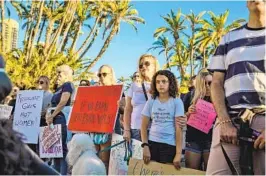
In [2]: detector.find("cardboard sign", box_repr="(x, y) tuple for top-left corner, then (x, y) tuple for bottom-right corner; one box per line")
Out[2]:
(13, 90), (43, 144)
(108, 133), (143, 175)
(39, 125), (63, 158)
(0, 105), (13, 119)
(128, 159), (205, 175)
(187, 99), (217, 134)
(68, 85), (123, 133)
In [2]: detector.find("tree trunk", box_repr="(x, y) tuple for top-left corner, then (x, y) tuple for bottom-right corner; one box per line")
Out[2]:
(46, 1), (72, 57)
(84, 20), (120, 72)
(58, 4), (77, 52)
(190, 25), (195, 78)
(43, 20), (55, 54)
(26, 0), (45, 63)
(37, 17), (46, 44)
(78, 27), (99, 60)
(69, 21), (81, 52)
(203, 47), (206, 68)
(75, 14), (101, 55)
(165, 50), (171, 71)
(1, 0), (5, 52)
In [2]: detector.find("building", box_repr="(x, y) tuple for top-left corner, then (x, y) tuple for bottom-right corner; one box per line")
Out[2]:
(1, 19), (19, 52)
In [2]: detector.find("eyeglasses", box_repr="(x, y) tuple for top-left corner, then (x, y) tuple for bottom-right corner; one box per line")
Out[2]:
(156, 80), (169, 84)
(139, 61), (151, 69)
(133, 75), (140, 78)
(97, 72), (109, 78)
(205, 81), (212, 86)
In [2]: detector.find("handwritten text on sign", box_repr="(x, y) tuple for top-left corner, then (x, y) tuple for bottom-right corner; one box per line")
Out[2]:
(187, 99), (217, 134)
(68, 85), (123, 133)
(128, 159), (205, 175)
(39, 125), (63, 158)
(0, 105), (13, 119)
(13, 91), (43, 144)
(108, 133), (143, 175)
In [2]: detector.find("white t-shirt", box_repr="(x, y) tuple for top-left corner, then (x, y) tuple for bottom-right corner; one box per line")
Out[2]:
(127, 82), (151, 129)
(142, 97), (185, 146)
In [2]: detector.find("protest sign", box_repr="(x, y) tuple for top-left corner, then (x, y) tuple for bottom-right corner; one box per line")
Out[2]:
(108, 133), (143, 175)
(128, 159), (205, 175)
(0, 105), (13, 119)
(68, 85), (123, 133)
(39, 124), (63, 158)
(13, 90), (43, 144)
(187, 99), (217, 134)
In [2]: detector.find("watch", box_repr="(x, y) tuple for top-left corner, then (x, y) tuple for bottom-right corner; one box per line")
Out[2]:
(141, 143), (150, 148)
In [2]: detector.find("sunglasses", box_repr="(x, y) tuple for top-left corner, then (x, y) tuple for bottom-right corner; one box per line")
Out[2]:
(133, 75), (140, 78)
(205, 81), (212, 86)
(97, 72), (109, 78)
(139, 61), (151, 69)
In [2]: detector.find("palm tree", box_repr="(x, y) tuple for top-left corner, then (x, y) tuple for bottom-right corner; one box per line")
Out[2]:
(75, 1), (103, 55)
(166, 39), (189, 82)
(148, 36), (173, 70)
(26, 0), (45, 64)
(195, 10), (245, 67)
(84, 0), (145, 71)
(1, 0), (5, 52)
(154, 9), (187, 42)
(186, 10), (205, 77)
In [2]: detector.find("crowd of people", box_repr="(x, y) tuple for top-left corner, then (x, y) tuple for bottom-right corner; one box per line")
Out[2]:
(0, 1), (265, 175)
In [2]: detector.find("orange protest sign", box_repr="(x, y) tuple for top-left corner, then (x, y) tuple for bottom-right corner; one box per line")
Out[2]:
(68, 85), (123, 133)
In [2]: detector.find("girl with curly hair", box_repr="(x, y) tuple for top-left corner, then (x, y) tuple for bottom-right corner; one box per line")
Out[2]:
(140, 70), (185, 169)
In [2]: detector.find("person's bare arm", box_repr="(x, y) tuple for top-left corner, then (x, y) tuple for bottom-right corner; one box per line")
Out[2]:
(141, 115), (151, 164)
(173, 121), (182, 169)
(123, 96), (133, 141)
(211, 72), (230, 121)
(211, 72), (237, 145)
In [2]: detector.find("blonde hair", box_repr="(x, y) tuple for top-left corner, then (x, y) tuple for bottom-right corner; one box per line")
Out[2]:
(98, 65), (116, 85)
(191, 69), (212, 105)
(57, 65), (74, 82)
(137, 54), (160, 82)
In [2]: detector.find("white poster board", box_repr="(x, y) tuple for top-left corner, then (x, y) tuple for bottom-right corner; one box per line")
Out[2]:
(13, 90), (43, 144)
(39, 124), (63, 158)
(108, 133), (143, 175)
(0, 105), (13, 119)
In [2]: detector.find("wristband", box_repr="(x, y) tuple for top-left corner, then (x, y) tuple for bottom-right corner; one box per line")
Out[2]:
(141, 143), (150, 148)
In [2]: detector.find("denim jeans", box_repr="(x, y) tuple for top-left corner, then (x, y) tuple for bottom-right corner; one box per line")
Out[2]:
(131, 129), (142, 141)
(52, 115), (68, 175)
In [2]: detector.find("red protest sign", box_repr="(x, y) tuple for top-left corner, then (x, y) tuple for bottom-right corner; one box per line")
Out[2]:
(68, 85), (123, 133)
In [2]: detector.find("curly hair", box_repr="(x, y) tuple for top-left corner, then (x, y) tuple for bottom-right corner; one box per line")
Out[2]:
(0, 119), (32, 175)
(150, 70), (178, 99)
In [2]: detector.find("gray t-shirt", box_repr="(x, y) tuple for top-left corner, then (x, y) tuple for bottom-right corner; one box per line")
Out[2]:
(142, 97), (184, 146)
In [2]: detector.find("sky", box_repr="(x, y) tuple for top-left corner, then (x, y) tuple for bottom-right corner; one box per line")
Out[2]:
(6, 0), (249, 80)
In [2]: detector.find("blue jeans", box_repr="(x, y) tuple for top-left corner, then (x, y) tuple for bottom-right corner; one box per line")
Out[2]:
(53, 115), (68, 175)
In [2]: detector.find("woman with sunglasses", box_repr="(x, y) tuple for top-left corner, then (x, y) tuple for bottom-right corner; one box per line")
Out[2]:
(183, 69), (213, 171)
(46, 65), (75, 175)
(123, 54), (160, 141)
(92, 65), (120, 173)
(132, 72), (141, 84)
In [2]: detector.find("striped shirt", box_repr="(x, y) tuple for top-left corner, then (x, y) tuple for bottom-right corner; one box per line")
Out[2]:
(208, 24), (265, 115)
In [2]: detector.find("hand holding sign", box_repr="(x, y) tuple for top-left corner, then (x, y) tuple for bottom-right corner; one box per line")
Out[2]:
(187, 99), (217, 134)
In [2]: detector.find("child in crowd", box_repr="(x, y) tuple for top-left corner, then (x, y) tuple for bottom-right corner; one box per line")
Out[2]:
(141, 70), (185, 169)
